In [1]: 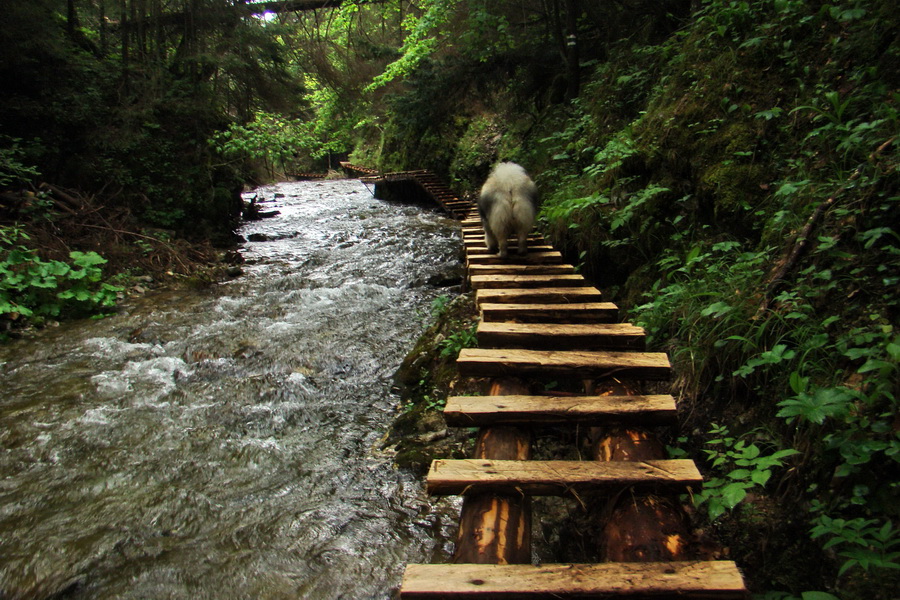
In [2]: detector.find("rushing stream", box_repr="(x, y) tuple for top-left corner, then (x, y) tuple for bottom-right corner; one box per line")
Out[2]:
(0, 179), (463, 599)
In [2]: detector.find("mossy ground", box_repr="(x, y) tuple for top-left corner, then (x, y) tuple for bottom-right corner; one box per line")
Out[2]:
(384, 292), (483, 475)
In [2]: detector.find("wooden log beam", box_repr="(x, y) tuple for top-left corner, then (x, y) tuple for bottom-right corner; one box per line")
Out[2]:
(453, 378), (532, 565)
(110, 0), (357, 32)
(592, 425), (694, 562)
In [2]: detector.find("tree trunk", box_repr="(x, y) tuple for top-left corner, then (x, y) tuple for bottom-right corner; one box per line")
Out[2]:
(564, 0), (580, 99)
(100, 0), (108, 56)
(120, 0), (130, 89)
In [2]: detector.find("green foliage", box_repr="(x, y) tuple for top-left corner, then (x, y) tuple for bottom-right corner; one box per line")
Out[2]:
(692, 424), (799, 520)
(811, 515), (900, 576)
(368, 0), (461, 91)
(430, 294), (453, 319)
(0, 136), (40, 188)
(403, 377), (448, 413)
(0, 0), (301, 236)
(210, 111), (313, 176)
(523, 1), (900, 593)
(0, 227), (122, 325)
(757, 592), (841, 600)
(631, 241), (776, 398)
(438, 322), (478, 359)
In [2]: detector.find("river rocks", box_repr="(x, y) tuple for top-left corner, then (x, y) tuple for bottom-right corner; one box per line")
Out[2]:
(246, 232), (300, 242)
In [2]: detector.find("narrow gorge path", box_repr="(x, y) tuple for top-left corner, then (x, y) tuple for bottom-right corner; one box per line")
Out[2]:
(371, 167), (750, 599)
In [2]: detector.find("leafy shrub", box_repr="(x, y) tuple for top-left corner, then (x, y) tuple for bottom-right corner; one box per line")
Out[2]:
(1, 227), (121, 326)
(438, 322), (478, 359)
(685, 423), (798, 520)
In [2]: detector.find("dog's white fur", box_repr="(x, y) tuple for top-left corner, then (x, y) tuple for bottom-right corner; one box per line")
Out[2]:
(478, 162), (538, 258)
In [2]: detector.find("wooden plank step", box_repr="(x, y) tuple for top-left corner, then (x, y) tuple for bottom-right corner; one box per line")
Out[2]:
(465, 242), (549, 252)
(426, 458), (701, 496)
(480, 302), (618, 323)
(467, 252), (564, 265)
(457, 348), (671, 380)
(463, 232), (542, 242)
(476, 287), (601, 305)
(443, 394), (677, 426)
(477, 321), (646, 350)
(468, 264), (576, 276)
(468, 245), (555, 255)
(470, 273), (585, 290)
(463, 239), (548, 250)
(400, 561), (749, 599)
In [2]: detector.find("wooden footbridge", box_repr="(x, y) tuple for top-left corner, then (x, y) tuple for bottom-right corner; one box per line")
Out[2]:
(341, 167), (749, 598)
(342, 162), (470, 219)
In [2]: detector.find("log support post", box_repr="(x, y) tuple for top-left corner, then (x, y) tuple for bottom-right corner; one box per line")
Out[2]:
(452, 378), (533, 564)
(588, 382), (692, 562)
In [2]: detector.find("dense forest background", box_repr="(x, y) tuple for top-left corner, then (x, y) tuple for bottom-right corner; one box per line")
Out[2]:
(1, 0), (898, 597)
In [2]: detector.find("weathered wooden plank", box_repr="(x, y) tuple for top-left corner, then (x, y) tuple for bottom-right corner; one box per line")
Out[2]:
(457, 348), (671, 380)
(476, 287), (601, 305)
(470, 274), (587, 290)
(477, 322), (645, 350)
(468, 245), (556, 255)
(400, 561), (749, 599)
(426, 459), (702, 496)
(444, 394), (677, 426)
(462, 229), (541, 237)
(468, 264), (577, 276)
(480, 302), (618, 323)
(467, 252), (564, 265)
(463, 236), (544, 247)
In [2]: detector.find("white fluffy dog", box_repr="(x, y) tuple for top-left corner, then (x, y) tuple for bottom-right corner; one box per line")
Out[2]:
(477, 162), (538, 258)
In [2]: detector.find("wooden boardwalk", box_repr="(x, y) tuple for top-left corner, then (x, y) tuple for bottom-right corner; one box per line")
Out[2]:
(339, 163), (471, 220)
(392, 174), (750, 598)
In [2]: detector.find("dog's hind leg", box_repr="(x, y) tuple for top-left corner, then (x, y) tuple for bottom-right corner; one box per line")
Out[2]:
(516, 231), (528, 255)
(483, 223), (498, 254)
(498, 237), (509, 259)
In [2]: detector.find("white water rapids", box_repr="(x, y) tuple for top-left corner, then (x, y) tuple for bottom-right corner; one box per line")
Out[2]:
(0, 179), (463, 599)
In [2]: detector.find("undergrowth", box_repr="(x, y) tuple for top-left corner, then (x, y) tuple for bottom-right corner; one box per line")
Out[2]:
(530, 0), (899, 597)
(0, 225), (122, 335)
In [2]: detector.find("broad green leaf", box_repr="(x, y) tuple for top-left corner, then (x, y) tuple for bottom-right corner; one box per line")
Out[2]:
(701, 301), (733, 318)
(721, 482), (748, 508)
